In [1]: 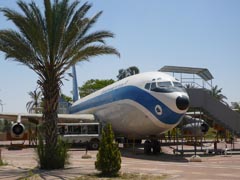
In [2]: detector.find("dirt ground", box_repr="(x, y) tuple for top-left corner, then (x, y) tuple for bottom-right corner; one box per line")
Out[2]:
(1, 140), (240, 180)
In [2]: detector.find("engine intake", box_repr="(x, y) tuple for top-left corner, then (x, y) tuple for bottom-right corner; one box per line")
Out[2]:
(11, 122), (25, 138)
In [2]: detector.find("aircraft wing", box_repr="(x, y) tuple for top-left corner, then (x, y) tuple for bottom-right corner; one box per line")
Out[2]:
(0, 113), (96, 124)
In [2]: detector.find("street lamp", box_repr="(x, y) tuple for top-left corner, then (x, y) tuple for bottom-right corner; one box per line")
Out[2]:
(0, 100), (3, 112)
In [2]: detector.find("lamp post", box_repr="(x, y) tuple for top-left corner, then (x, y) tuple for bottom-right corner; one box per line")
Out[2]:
(0, 100), (3, 112)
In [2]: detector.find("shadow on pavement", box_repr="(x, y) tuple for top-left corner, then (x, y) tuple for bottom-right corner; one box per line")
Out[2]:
(32, 167), (97, 180)
(120, 148), (189, 163)
(0, 165), (97, 180)
(0, 166), (29, 180)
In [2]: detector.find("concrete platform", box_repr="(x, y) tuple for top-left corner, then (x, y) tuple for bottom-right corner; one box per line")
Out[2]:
(1, 145), (240, 180)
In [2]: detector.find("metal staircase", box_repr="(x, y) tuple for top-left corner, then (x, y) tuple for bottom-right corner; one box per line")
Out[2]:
(186, 88), (240, 135)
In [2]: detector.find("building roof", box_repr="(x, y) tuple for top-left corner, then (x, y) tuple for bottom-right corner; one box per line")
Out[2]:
(159, 66), (214, 81)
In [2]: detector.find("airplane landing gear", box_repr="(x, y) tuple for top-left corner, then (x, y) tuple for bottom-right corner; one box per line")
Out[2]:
(144, 139), (161, 154)
(144, 140), (151, 154)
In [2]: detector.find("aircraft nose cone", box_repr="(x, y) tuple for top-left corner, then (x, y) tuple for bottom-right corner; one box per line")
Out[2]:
(176, 95), (189, 110)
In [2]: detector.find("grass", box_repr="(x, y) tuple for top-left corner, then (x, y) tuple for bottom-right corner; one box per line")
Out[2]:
(204, 128), (217, 139)
(74, 173), (168, 180)
(19, 172), (168, 180)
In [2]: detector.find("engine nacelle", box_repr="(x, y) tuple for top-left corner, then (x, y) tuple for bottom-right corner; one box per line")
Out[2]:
(11, 122), (25, 139)
(182, 115), (209, 137)
(182, 122), (209, 137)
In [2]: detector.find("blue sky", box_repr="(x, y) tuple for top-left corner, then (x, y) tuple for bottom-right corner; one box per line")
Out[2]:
(0, 0), (240, 112)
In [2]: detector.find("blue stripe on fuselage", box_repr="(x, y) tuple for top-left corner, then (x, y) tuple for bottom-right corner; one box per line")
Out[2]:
(69, 86), (183, 125)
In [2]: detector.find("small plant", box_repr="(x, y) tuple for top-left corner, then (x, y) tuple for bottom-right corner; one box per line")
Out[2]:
(0, 159), (3, 166)
(95, 123), (121, 177)
(0, 159), (7, 166)
(36, 135), (70, 169)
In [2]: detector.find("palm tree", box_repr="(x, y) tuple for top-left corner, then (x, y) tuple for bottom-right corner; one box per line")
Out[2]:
(26, 89), (42, 113)
(210, 85), (228, 105)
(0, 0), (119, 169)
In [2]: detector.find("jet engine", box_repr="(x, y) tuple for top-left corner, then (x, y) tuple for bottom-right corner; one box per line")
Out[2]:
(11, 122), (25, 139)
(181, 115), (209, 137)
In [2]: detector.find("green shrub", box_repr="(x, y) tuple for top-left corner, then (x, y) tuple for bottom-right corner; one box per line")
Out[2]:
(36, 135), (70, 169)
(95, 123), (121, 176)
(0, 155), (7, 166)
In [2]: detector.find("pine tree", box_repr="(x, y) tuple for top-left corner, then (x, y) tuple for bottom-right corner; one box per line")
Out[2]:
(95, 123), (121, 176)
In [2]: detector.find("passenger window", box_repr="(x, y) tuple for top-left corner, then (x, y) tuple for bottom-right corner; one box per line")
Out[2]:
(144, 83), (150, 90)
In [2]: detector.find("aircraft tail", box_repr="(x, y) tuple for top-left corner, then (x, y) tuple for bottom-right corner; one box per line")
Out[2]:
(72, 65), (80, 102)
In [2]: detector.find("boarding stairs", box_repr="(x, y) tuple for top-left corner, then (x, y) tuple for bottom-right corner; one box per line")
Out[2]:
(186, 88), (240, 135)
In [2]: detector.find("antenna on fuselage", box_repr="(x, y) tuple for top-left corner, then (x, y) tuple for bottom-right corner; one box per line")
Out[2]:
(72, 65), (80, 102)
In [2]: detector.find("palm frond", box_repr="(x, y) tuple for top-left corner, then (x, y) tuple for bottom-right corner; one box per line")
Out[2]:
(65, 45), (120, 70)
(0, 30), (36, 67)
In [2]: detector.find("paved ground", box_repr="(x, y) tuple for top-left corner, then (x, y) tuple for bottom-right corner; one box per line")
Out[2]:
(1, 141), (240, 180)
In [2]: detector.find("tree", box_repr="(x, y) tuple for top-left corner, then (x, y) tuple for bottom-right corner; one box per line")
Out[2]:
(231, 102), (240, 113)
(26, 89), (42, 113)
(95, 123), (121, 176)
(210, 85), (228, 105)
(61, 93), (73, 103)
(128, 66), (140, 75)
(0, 0), (119, 169)
(79, 79), (115, 97)
(0, 119), (9, 132)
(117, 66), (140, 80)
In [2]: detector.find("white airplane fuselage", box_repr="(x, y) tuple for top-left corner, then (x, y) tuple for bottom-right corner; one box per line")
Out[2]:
(69, 72), (189, 139)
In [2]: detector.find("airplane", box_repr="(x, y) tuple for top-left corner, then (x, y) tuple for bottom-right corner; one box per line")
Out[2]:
(69, 71), (190, 153)
(0, 70), (190, 153)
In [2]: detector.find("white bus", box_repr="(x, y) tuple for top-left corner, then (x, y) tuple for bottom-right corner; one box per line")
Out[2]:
(57, 122), (101, 150)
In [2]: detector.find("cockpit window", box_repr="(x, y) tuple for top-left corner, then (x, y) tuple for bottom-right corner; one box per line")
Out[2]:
(157, 81), (172, 88)
(145, 80), (185, 93)
(150, 82), (157, 90)
(173, 82), (183, 88)
(144, 83), (151, 90)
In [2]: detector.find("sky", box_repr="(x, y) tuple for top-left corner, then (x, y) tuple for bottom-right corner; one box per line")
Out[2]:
(0, 0), (240, 113)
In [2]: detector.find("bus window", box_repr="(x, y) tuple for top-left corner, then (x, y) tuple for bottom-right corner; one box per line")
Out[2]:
(88, 125), (99, 134)
(74, 126), (81, 134)
(68, 125), (81, 134)
(68, 126), (73, 134)
(58, 126), (65, 135)
(81, 125), (88, 134)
